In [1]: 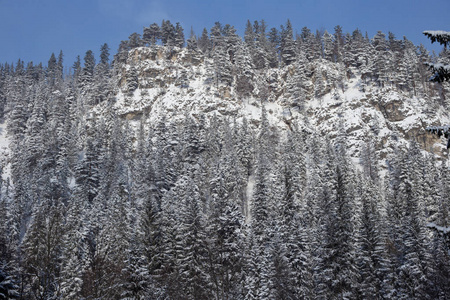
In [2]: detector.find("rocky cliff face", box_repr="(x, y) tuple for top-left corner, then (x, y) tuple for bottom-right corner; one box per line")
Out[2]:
(109, 45), (449, 166)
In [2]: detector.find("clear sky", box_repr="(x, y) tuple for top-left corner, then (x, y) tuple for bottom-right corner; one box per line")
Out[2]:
(1, 0), (449, 68)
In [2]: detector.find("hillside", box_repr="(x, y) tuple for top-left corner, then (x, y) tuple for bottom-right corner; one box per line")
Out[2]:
(1, 24), (450, 299)
(111, 44), (448, 163)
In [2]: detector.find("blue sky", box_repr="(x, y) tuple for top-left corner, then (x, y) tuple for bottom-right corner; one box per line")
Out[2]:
(1, 0), (449, 68)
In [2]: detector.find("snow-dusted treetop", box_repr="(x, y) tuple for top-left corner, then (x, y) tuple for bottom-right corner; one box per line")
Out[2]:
(423, 30), (450, 47)
(423, 30), (450, 83)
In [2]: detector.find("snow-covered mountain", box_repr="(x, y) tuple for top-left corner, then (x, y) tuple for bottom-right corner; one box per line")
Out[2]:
(110, 45), (448, 166)
(1, 27), (450, 299)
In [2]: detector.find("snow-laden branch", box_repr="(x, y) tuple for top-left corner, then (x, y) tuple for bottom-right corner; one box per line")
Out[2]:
(427, 222), (450, 234)
(423, 30), (450, 47)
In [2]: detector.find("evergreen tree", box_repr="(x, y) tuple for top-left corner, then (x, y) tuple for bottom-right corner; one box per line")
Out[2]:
(253, 20), (270, 70)
(280, 20), (296, 65)
(356, 178), (385, 299)
(174, 22), (185, 48)
(82, 50), (95, 78)
(266, 27), (280, 68)
(314, 142), (358, 299)
(21, 201), (65, 300)
(397, 142), (433, 299)
(74, 134), (101, 203)
(128, 32), (143, 48)
(197, 28), (211, 54)
(207, 143), (245, 299)
(243, 229), (271, 300)
(46, 53), (58, 86)
(143, 23), (161, 46)
(333, 25), (345, 63)
(72, 55), (81, 80)
(114, 40), (130, 65)
(161, 20), (176, 46)
(235, 42), (255, 98)
(212, 39), (233, 87)
(99, 43), (110, 66)
(59, 202), (85, 300)
(0, 264), (19, 300)
(277, 132), (313, 299)
(244, 20), (255, 49)
(80, 49), (95, 93)
(423, 30), (450, 82)
(372, 31), (391, 86)
(92, 43), (111, 105)
(140, 187), (164, 293)
(250, 104), (272, 238)
(187, 27), (198, 51)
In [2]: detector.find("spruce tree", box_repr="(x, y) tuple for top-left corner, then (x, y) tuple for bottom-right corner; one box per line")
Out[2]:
(143, 23), (161, 46)
(280, 20), (296, 65)
(197, 28), (211, 53)
(174, 22), (185, 48)
(161, 20), (176, 46)
(423, 30), (450, 82)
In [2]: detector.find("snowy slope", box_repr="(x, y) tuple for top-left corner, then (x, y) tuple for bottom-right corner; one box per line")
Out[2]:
(106, 46), (449, 168)
(0, 121), (11, 182)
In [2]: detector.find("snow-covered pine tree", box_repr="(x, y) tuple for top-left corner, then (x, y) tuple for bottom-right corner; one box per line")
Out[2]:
(21, 200), (65, 299)
(280, 20), (296, 66)
(197, 28), (211, 54)
(371, 31), (392, 87)
(207, 152), (245, 299)
(322, 30), (334, 62)
(59, 201), (85, 300)
(235, 41), (255, 99)
(174, 22), (185, 48)
(128, 32), (144, 48)
(92, 43), (111, 105)
(314, 141), (359, 299)
(0, 263), (19, 300)
(425, 30), (450, 147)
(423, 30), (450, 82)
(333, 25), (345, 63)
(143, 23), (161, 46)
(80, 50), (95, 91)
(187, 27), (198, 51)
(276, 131), (313, 299)
(355, 178), (386, 299)
(252, 20), (270, 70)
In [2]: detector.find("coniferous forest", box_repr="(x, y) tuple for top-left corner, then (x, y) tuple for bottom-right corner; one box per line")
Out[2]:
(0, 20), (450, 299)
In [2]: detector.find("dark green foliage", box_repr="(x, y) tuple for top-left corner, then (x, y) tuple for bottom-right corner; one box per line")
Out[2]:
(0, 265), (19, 299)
(174, 22), (185, 48)
(46, 53), (57, 86)
(99, 43), (110, 66)
(128, 32), (143, 48)
(280, 19), (296, 65)
(161, 20), (176, 46)
(83, 50), (95, 76)
(143, 23), (161, 46)
(72, 55), (81, 78)
(187, 27), (198, 51)
(423, 30), (450, 47)
(197, 28), (210, 53)
(114, 40), (130, 65)
(424, 30), (450, 149)
(423, 30), (450, 82)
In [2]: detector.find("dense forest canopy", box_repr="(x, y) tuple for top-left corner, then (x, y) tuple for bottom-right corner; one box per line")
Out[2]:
(0, 20), (449, 299)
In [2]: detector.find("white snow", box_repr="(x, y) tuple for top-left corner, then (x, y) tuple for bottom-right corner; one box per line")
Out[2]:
(423, 30), (450, 37)
(427, 222), (450, 234)
(107, 46), (450, 176)
(0, 121), (11, 182)
(245, 174), (255, 223)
